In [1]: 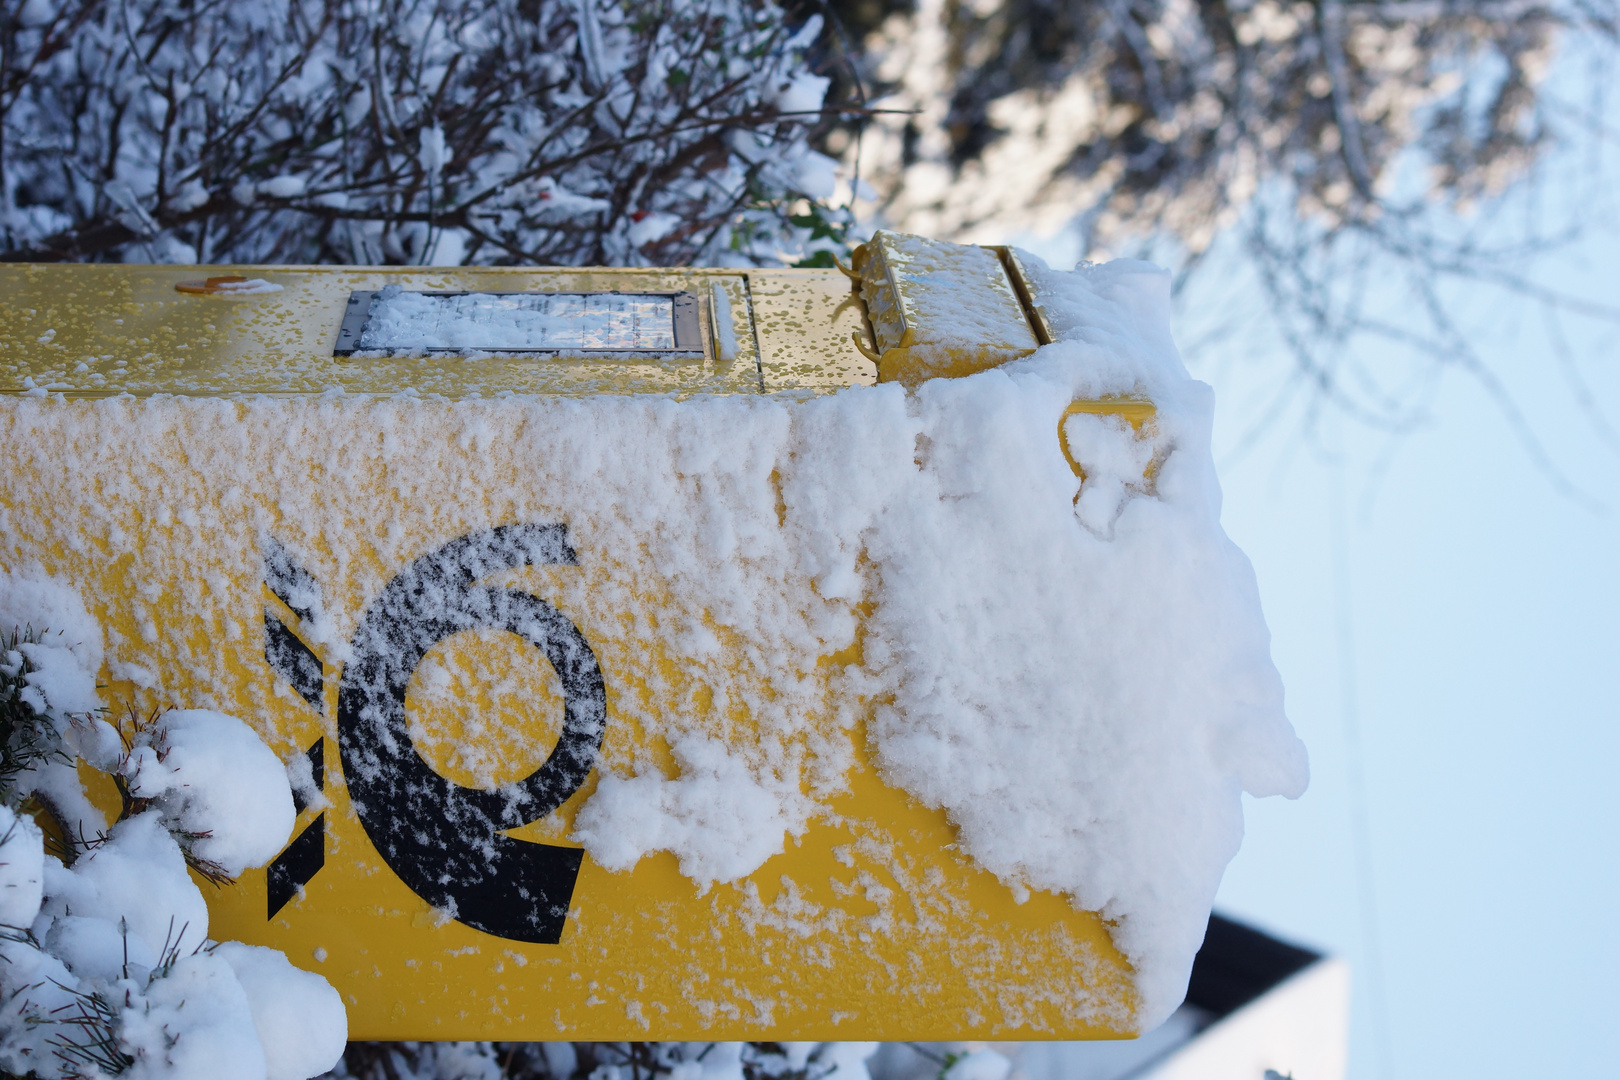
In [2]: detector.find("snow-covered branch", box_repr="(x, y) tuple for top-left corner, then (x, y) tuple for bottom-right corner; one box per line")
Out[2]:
(0, 0), (848, 266)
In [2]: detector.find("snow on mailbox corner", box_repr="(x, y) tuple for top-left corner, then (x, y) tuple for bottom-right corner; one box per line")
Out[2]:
(856, 252), (1310, 1027)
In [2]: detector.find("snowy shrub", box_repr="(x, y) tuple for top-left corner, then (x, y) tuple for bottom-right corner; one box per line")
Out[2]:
(327, 1038), (880, 1080)
(0, 569), (345, 1079)
(0, 0), (847, 267)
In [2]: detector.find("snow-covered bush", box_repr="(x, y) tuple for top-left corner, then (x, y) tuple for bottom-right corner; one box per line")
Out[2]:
(327, 1039), (880, 1080)
(0, 0), (847, 266)
(0, 569), (345, 1079)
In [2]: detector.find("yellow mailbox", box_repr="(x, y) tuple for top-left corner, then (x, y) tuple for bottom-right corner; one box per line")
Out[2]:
(0, 236), (1167, 1042)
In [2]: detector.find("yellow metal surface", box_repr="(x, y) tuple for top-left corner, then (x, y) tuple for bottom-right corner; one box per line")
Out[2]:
(0, 264), (875, 398)
(850, 232), (1040, 386)
(1058, 399), (1159, 479)
(995, 247), (1056, 346)
(0, 258), (1147, 1042)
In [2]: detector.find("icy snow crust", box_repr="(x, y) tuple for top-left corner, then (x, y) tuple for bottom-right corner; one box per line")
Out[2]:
(0, 253), (1305, 1030)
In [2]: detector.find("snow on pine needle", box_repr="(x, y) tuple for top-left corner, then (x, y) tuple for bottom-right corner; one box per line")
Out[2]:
(0, 0), (847, 267)
(0, 570), (345, 1079)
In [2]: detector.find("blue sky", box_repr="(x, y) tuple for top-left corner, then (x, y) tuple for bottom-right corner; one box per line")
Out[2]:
(1197, 214), (1620, 1075)
(1014, 89), (1620, 1071)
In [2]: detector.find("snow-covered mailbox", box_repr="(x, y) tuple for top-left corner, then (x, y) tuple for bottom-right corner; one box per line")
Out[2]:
(0, 234), (1306, 1042)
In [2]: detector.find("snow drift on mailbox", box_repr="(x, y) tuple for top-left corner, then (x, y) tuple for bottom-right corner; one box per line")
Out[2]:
(570, 252), (1310, 1026)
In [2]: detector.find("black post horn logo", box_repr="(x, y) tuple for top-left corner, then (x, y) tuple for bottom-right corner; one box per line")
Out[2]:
(263, 523), (607, 944)
(263, 535), (329, 920)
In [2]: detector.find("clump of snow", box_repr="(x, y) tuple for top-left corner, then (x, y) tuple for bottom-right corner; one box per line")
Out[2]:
(123, 709), (298, 876)
(0, 574), (346, 1079)
(562, 250), (1306, 1025)
(626, 211), (682, 247)
(532, 177), (611, 219)
(850, 254), (1306, 1023)
(0, 567), (103, 715)
(60, 811), (213, 956)
(572, 736), (799, 888)
(817, 1042), (881, 1080)
(776, 71), (830, 115)
(215, 942), (349, 1080)
(119, 950), (269, 1078)
(260, 176), (308, 199)
(0, 806), (43, 929)
(45, 913), (159, 980)
(1063, 411), (1158, 538)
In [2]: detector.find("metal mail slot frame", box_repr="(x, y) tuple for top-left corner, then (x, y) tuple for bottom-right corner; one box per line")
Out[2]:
(333, 289), (705, 357)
